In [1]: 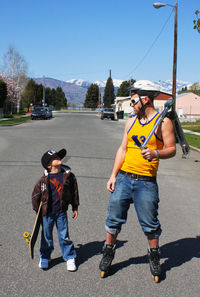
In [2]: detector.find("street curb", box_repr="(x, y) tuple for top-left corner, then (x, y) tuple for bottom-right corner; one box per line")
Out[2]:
(190, 145), (200, 153)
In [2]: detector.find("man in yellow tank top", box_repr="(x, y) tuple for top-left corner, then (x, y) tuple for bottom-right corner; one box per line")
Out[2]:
(99, 80), (176, 280)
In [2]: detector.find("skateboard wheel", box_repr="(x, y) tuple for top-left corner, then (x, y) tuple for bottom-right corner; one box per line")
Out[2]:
(100, 271), (105, 278)
(154, 276), (159, 283)
(23, 232), (30, 238)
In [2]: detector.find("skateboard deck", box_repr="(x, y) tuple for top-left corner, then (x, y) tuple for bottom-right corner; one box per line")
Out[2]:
(24, 201), (42, 259)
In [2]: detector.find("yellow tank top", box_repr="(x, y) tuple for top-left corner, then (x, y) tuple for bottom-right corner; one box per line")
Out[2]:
(121, 113), (163, 177)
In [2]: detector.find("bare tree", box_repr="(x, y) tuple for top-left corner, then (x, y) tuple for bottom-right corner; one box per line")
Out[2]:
(2, 45), (28, 112)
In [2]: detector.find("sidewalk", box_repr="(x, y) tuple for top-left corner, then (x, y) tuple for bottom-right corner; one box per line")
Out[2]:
(183, 129), (200, 136)
(0, 114), (29, 121)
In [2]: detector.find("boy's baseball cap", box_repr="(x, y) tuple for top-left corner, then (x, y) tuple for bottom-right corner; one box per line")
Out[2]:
(41, 148), (67, 169)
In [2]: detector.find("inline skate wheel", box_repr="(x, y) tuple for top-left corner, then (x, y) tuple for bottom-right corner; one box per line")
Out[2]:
(100, 271), (105, 278)
(154, 276), (159, 283)
(26, 238), (30, 244)
(23, 232), (30, 238)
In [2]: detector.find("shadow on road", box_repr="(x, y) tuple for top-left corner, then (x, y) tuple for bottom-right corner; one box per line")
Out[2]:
(160, 236), (200, 280)
(99, 236), (200, 280)
(76, 240), (128, 267)
(44, 236), (200, 277)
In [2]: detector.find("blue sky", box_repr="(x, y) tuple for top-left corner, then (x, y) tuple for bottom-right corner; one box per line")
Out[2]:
(0, 0), (199, 83)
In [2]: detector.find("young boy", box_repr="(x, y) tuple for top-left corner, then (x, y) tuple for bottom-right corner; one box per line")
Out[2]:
(32, 148), (79, 271)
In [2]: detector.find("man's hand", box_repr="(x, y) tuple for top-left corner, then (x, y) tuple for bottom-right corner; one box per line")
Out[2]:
(72, 210), (78, 219)
(107, 176), (116, 193)
(141, 148), (157, 161)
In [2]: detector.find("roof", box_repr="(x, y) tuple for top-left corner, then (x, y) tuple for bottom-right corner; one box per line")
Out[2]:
(115, 96), (131, 102)
(115, 91), (172, 102)
(154, 91), (172, 101)
(176, 92), (200, 99)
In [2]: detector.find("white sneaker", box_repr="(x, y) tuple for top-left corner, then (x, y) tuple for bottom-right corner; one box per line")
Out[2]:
(39, 258), (50, 269)
(66, 258), (77, 271)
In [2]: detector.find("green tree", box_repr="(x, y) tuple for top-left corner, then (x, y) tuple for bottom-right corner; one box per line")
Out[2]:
(36, 84), (43, 105)
(45, 87), (53, 106)
(103, 77), (115, 107)
(0, 80), (7, 108)
(52, 87), (67, 108)
(22, 79), (38, 108)
(190, 82), (200, 96)
(193, 10), (200, 33)
(116, 79), (136, 97)
(84, 84), (99, 108)
(22, 80), (67, 109)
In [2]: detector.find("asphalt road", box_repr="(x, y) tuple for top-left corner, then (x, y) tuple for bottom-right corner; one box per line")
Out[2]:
(0, 113), (200, 297)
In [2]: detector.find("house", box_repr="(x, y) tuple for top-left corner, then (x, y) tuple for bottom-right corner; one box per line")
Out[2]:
(115, 96), (131, 118)
(115, 91), (172, 118)
(115, 91), (200, 120)
(176, 92), (200, 119)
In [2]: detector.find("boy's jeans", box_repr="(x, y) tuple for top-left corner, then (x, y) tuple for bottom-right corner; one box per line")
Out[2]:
(105, 172), (162, 239)
(40, 212), (76, 261)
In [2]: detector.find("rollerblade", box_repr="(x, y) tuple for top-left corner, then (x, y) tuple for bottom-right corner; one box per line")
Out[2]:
(99, 244), (115, 278)
(148, 247), (161, 283)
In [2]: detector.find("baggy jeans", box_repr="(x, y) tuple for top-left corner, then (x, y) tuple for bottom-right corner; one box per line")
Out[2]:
(105, 172), (162, 239)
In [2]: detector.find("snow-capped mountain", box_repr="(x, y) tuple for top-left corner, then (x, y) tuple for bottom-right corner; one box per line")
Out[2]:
(34, 77), (194, 106)
(66, 78), (91, 88)
(154, 80), (192, 93)
(66, 78), (124, 88)
(66, 78), (192, 93)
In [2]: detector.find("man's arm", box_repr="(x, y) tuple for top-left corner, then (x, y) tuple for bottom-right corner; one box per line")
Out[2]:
(141, 117), (176, 160)
(107, 118), (133, 192)
(159, 117), (176, 158)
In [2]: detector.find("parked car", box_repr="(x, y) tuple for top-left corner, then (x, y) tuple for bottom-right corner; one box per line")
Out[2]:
(101, 108), (115, 120)
(44, 107), (53, 119)
(31, 106), (52, 120)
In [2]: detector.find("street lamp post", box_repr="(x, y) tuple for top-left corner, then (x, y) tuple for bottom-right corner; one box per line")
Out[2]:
(153, 2), (178, 111)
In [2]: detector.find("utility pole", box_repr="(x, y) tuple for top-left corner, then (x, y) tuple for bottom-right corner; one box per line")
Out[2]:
(172, 2), (178, 111)
(129, 77), (132, 97)
(153, 2), (178, 111)
(42, 75), (45, 106)
(98, 86), (101, 106)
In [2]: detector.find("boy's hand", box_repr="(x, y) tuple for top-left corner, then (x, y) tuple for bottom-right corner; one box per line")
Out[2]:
(72, 210), (78, 219)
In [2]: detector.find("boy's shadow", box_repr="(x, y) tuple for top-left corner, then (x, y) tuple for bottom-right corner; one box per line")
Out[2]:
(107, 236), (200, 280)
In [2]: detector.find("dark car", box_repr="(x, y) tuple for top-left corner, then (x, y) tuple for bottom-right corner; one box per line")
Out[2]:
(101, 108), (115, 120)
(44, 107), (53, 119)
(31, 107), (52, 120)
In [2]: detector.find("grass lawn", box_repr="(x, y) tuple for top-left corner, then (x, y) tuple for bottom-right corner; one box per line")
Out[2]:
(185, 133), (200, 149)
(0, 116), (31, 125)
(181, 120), (200, 133)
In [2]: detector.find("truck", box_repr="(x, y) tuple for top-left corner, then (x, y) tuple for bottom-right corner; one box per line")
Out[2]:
(100, 108), (115, 120)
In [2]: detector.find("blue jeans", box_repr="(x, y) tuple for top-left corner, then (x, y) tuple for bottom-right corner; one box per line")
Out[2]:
(105, 172), (162, 239)
(40, 212), (76, 261)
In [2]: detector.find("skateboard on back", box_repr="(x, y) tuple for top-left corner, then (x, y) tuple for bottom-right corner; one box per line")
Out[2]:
(23, 201), (42, 259)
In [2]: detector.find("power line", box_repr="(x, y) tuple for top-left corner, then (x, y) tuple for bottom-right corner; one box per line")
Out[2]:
(125, 8), (174, 80)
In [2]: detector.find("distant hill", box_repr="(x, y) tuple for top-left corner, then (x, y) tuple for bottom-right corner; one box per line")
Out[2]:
(34, 77), (193, 106)
(34, 77), (87, 105)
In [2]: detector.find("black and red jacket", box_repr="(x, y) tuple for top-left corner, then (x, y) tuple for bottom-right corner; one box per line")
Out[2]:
(32, 165), (79, 216)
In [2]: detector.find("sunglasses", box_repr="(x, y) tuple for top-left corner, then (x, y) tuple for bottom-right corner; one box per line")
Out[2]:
(130, 96), (146, 105)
